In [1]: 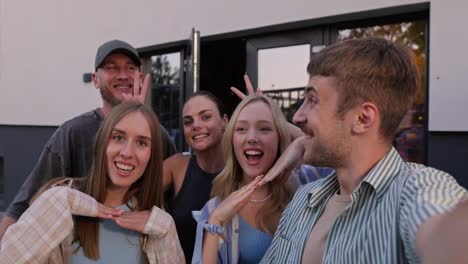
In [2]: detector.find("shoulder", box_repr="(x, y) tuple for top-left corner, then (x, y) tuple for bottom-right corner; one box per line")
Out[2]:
(47, 109), (101, 145)
(163, 153), (190, 173)
(164, 153), (189, 166)
(290, 165), (334, 187)
(192, 197), (220, 222)
(398, 163), (467, 218)
(60, 109), (102, 131)
(402, 163), (463, 192)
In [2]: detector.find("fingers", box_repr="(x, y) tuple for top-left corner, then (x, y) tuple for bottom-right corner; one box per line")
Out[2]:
(132, 72), (141, 97)
(244, 74), (255, 94)
(256, 87), (264, 95)
(140, 73), (150, 102)
(231, 87), (247, 99)
(114, 211), (150, 233)
(97, 204), (123, 219)
(259, 169), (281, 186)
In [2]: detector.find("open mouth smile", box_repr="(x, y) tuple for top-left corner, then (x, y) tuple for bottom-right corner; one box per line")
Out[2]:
(115, 161), (135, 172)
(244, 149), (263, 165)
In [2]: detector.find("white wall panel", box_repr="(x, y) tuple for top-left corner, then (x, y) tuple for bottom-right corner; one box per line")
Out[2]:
(1, 0), (467, 131)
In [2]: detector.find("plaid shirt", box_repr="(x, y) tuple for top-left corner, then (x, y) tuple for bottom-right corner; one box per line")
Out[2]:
(0, 186), (185, 264)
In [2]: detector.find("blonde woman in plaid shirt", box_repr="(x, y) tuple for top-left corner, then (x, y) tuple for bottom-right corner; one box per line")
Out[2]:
(0, 102), (184, 264)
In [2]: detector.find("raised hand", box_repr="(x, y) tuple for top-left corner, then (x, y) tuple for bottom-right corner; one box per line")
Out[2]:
(231, 74), (264, 100)
(97, 203), (123, 219)
(259, 137), (306, 186)
(208, 176), (263, 226)
(114, 210), (151, 233)
(121, 72), (150, 104)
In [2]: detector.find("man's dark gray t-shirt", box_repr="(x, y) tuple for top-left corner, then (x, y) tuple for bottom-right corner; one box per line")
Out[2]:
(6, 108), (177, 219)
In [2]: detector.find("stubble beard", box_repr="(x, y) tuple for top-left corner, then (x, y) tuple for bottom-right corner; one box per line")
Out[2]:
(100, 86), (122, 107)
(303, 128), (350, 169)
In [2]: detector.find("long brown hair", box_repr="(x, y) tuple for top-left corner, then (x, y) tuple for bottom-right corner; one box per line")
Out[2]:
(73, 102), (164, 262)
(211, 95), (293, 234)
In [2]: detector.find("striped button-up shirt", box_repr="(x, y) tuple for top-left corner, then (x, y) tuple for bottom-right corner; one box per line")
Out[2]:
(261, 147), (467, 264)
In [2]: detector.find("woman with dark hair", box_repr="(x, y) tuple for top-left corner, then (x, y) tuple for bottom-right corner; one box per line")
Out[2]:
(0, 102), (184, 264)
(163, 90), (228, 261)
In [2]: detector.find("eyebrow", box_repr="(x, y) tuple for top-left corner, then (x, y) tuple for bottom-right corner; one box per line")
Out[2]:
(112, 128), (151, 141)
(183, 109), (213, 119)
(236, 119), (274, 125)
(305, 85), (318, 94)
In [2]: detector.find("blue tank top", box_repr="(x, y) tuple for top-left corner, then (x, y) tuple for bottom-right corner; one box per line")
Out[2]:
(238, 215), (273, 264)
(71, 204), (142, 263)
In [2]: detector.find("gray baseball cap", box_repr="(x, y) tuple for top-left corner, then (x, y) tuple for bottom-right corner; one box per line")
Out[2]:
(94, 39), (141, 70)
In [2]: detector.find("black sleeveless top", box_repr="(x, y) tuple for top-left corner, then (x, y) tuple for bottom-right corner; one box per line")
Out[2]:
(166, 154), (219, 261)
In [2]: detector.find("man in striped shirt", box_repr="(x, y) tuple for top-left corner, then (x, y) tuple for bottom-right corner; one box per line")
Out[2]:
(260, 37), (467, 263)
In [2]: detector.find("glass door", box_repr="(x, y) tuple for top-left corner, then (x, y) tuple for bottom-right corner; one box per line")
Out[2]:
(246, 28), (324, 121)
(145, 28), (201, 152)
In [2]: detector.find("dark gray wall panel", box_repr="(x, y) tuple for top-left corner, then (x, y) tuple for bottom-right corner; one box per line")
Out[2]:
(427, 132), (468, 189)
(0, 125), (57, 210)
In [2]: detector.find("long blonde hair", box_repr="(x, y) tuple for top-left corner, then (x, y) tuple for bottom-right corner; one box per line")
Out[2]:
(211, 94), (293, 234)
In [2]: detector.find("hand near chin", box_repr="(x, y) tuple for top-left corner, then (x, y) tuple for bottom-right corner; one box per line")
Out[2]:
(114, 210), (151, 233)
(259, 137), (306, 186)
(209, 176), (263, 226)
(230, 74), (264, 100)
(121, 73), (150, 104)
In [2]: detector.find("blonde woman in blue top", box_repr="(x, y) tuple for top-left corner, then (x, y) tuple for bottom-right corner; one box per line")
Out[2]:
(192, 95), (331, 264)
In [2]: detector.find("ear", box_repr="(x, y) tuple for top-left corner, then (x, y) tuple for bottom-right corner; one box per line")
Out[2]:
(92, 72), (100, 89)
(352, 102), (379, 134)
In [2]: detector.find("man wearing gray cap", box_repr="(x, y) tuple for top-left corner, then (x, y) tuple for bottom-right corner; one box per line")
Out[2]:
(0, 40), (177, 238)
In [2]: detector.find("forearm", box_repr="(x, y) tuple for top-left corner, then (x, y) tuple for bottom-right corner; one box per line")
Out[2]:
(420, 200), (468, 263)
(287, 122), (303, 141)
(202, 232), (221, 264)
(202, 215), (225, 264)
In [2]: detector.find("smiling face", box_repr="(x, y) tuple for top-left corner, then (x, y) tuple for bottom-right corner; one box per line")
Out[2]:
(106, 111), (152, 192)
(233, 101), (280, 180)
(293, 75), (351, 168)
(93, 53), (141, 107)
(183, 95), (228, 152)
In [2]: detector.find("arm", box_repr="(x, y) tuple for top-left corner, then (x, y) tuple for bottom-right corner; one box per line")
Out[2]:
(0, 144), (64, 239)
(420, 199), (468, 264)
(0, 187), (118, 264)
(399, 168), (467, 262)
(202, 176), (262, 264)
(259, 136), (306, 185)
(142, 206), (185, 264)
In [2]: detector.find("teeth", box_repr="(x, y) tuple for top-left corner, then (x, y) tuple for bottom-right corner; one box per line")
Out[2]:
(193, 134), (208, 140)
(245, 150), (262, 156)
(115, 162), (135, 171)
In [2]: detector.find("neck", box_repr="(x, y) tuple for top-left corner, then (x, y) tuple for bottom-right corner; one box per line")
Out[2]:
(100, 101), (113, 118)
(104, 186), (129, 207)
(336, 141), (391, 195)
(195, 145), (225, 173)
